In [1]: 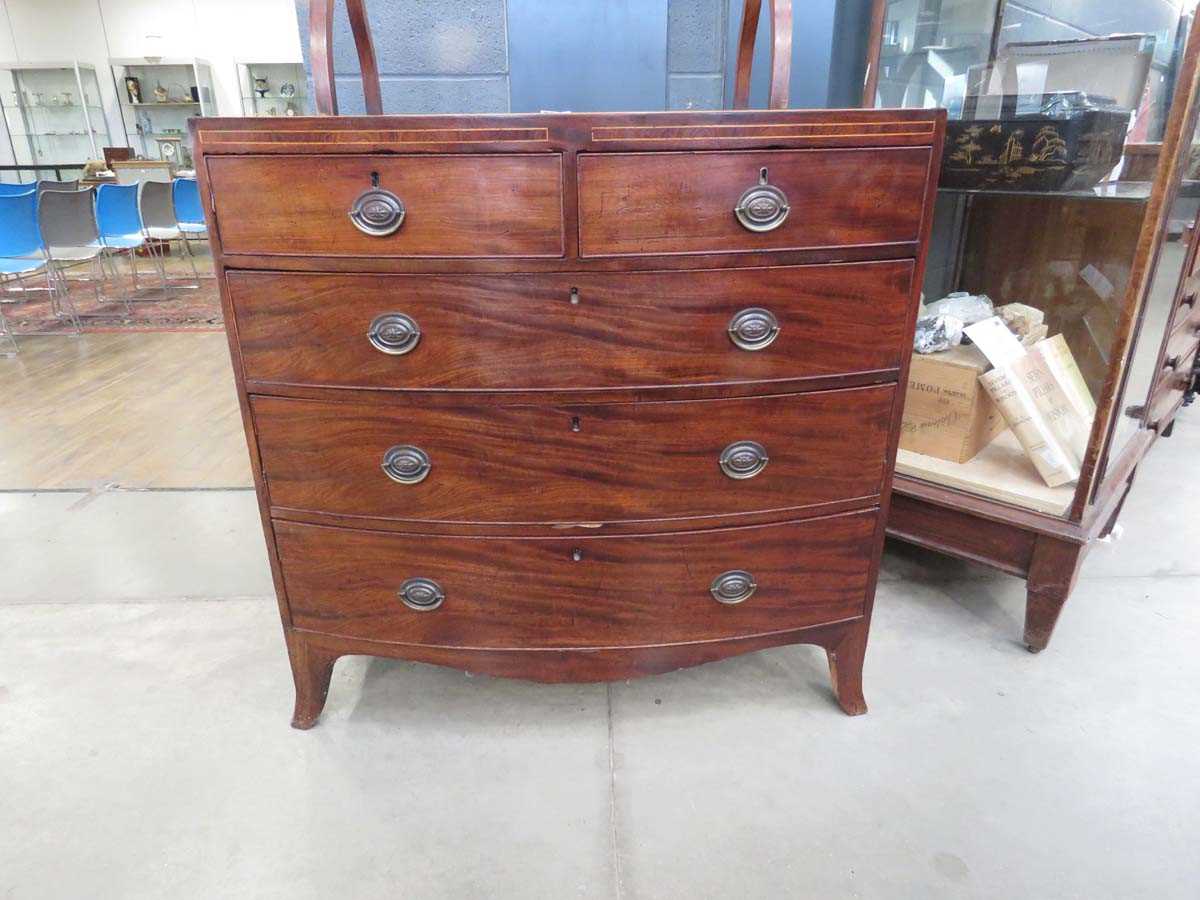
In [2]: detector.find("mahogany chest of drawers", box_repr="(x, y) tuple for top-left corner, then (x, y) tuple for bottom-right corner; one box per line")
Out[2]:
(193, 108), (944, 728)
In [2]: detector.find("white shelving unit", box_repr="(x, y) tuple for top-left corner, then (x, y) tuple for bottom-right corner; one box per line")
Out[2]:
(109, 57), (216, 168)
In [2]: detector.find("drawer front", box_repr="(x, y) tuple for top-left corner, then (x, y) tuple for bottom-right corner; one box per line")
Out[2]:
(1148, 331), (1199, 428)
(206, 154), (564, 258)
(577, 147), (931, 257)
(253, 386), (894, 525)
(276, 512), (875, 648)
(229, 261), (915, 391)
(1170, 291), (1200, 337)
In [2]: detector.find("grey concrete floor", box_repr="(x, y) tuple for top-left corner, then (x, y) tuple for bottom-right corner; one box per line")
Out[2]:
(2, 424), (1199, 899)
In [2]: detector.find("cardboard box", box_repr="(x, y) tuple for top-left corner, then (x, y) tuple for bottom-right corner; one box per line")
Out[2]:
(900, 344), (1008, 463)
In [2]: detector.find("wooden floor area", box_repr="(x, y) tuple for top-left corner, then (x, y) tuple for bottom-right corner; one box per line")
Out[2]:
(0, 331), (252, 489)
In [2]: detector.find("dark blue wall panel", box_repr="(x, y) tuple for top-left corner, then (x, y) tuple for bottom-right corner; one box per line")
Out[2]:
(507, 0), (669, 112)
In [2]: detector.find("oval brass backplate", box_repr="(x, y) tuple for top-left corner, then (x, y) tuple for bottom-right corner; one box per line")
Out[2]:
(710, 570), (757, 605)
(398, 577), (444, 611)
(349, 187), (406, 236)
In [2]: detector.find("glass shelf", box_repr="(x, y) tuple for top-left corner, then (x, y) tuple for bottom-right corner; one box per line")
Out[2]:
(940, 181), (1155, 202)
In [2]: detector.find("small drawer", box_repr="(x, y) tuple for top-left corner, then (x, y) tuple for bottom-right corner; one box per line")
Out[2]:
(252, 386), (894, 526)
(276, 511), (875, 648)
(1147, 332), (1199, 428)
(1158, 327), (1200, 387)
(206, 154), (564, 258)
(228, 261), (915, 392)
(577, 147), (931, 257)
(1170, 288), (1200, 336)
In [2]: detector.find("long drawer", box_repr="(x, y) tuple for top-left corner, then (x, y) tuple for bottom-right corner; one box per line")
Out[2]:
(276, 511), (876, 648)
(253, 386), (894, 525)
(577, 147), (931, 257)
(229, 262), (915, 391)
(206, 154), (565, 258)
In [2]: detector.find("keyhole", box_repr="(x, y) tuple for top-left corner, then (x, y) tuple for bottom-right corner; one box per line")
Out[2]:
(571, 548), (583, 562)
(569, 287), (580, 305)
(370, 170), (380, 187)
(758, 166), (768, 184)
(570, 416), (581, 432)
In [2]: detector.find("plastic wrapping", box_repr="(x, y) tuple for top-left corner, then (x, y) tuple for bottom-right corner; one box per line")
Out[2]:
(924, 291), (995, 327)
(913, 314), (964, 354)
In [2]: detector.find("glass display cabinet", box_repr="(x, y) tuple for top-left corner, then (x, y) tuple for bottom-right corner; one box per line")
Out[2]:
(109, 57), (216, 169)
(0, 62), (110, 167)
(863, 1), (1200, 650)
(235, 61), (308, 117)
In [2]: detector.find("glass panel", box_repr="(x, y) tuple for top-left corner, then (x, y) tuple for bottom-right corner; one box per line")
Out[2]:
(867, 1), (1195, 519)
(874, 0), (1001, 113)
(1109, 126), (1200, 458)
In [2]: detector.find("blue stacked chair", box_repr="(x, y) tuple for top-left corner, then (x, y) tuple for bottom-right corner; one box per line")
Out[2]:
(172, 178), (207, 238)
(0, 189), (80, 350)
(96, 182), (154, 292)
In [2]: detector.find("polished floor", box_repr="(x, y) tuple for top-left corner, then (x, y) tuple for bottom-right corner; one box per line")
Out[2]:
(1, 330), (1198, 899)
(0, 332), (249, 489)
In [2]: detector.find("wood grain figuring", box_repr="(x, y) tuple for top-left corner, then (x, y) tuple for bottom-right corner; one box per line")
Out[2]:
(276, 512), (875, 649)
(228, 261), (915, 392)
(193, 102), (946, 723)
(577, 147), (931, 257)
(252, 386), (894, 525)
(206, 154), (565, 258)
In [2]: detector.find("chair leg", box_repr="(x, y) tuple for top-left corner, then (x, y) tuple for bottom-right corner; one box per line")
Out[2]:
(100, 254), (131, 316)
(180, 234), (201, 286)
(154, 242), (171, 292)
(0, 291), (18, 355)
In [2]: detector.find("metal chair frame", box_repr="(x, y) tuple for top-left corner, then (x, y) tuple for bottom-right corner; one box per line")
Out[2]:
(138, 180), (200, 290)
(37, 187), (130, 319)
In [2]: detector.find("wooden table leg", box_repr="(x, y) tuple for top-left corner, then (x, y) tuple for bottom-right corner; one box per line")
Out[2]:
(286, 631), (341, 729)
(824, 622), (869, 715)
(1024, 535), (1088, 653)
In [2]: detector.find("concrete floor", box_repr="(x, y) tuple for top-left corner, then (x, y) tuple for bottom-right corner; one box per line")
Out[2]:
(3, 424), (1199, 897)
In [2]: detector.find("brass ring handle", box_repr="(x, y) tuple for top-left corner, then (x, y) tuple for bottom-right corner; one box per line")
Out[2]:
(368, 312), (421, 355)
(728, 308), (780, 351)
(381, 445), (431, 484)
(710, 570), (757, 605)
(398, 577), (444, 611)
(734, 167), (789, 232)
(719, 440), (768, 480)
(349, 187), (405, 236)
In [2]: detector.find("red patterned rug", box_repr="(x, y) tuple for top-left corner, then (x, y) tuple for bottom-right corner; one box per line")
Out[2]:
(2, 272), (224, 334)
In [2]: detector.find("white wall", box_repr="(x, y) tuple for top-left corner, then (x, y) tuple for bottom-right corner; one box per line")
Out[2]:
(0, 0), (301, 166)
